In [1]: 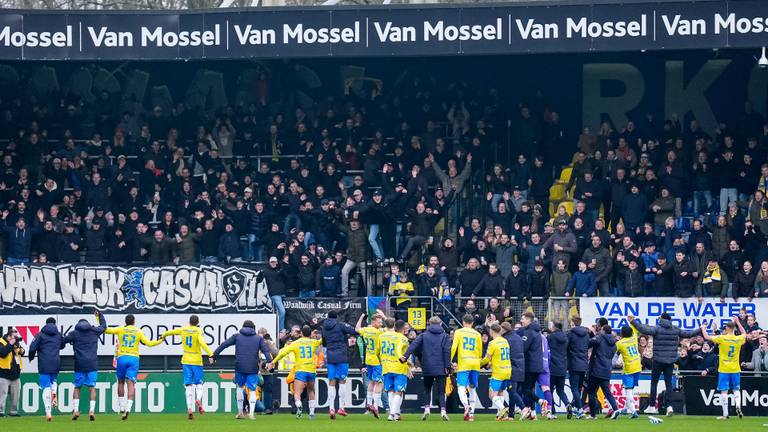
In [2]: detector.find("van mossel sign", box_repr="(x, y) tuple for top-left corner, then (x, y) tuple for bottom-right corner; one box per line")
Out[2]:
(1, 1), (767, 60)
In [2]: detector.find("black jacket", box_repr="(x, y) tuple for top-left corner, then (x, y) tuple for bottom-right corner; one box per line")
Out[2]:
(588, 332), (617, 380)
(566, 325), (590, 372)
(503, 329), (526, 382)
(28, 323), (63, 374)
(516, 321), (543, 373)
(403, 324), (451, 377)
(321, 318), (358, 364)
(504, 272), (529, 300)
(259, 264), (289, 296)
(631, 318), (701, 364)
(63, 315), (107, 372)
(547, 330), (569, 377)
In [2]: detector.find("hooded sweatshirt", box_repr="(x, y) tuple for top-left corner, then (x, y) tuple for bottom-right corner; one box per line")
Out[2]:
(547, 329), (569, 377)
(516, 320), (543, 373)
(28, 323), (63, 374)
(566, 325), (590, 372)
(321, 318), (358, 364)
(63, 314), (107, 372)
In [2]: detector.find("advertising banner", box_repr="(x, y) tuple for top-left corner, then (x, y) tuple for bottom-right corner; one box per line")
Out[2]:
(0, 264), (272, 314)
(17, 370), (671, 416)
(683, 375), (768, 416)
(0, 2), (767, 60)
(283, 297), (366, 328)
(0, 313), (277, 357)
(579, 297), (766, 331)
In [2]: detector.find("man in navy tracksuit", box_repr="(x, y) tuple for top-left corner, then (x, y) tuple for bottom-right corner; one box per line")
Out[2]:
(516, 311), (543, 419)
(566, 316), (590, 418)
(403, 316), (451, 420)
(62, 311), (107, 421)
(321, 311), (358, 419)
(28, 317), (63, 421)
(547, 322), (570, 416)
(501, 322), (526, 419)
(587, 324), (620, 420)
(211, 320), (273, 419)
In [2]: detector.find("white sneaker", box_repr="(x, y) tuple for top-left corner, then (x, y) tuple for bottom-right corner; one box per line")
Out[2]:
(644, 406), (658, 414)
(666, 406), (674, 416)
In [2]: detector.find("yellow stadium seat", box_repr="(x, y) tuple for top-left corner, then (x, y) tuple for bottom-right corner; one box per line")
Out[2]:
(561, 200), (574, 214)
(557, 166), (573, 184)
(550, 183), (566, 202)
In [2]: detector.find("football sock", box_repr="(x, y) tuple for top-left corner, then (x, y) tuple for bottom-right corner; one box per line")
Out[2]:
(721, 391), (729, 417)
(73, 398), (80, 414)
(236, 388), (244, 414)
(89, 400), (96, 414)
(338, 384), (347, 409)
(328, 386), (337, 411)
(248, 390), (257, 415)
(43, 387), (52, 416)
(185, 386), (195, 412)
(308, 399), (317, 415)
(458, 386), (469, 409)
(468, 387), (478, 414)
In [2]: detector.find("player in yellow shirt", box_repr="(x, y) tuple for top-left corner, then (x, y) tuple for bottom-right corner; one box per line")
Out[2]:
(480, 324), (512, 421)
(617, 321), (642, 419)
(104, 314), (163, 420)
(268, 325), (323, 420)
(161, 315), (213, 419)
(380, 318), (410, 421)
(701, 317), (747, 420)
(356, 311), (384, 417)
(451, 314), (482, 421)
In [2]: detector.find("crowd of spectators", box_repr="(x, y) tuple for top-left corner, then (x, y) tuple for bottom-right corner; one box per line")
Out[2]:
(2, 66), (768, 307)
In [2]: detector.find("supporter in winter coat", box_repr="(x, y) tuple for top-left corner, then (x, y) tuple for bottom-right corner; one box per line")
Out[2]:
(457, 258), (486, 297)
(697, 258), (729, 300)
(488, 234), (517, 278)
(581, 236), (612, 296)
(672, 251), (698, 297)
(317, 256), (341, 297)
(472, 263), (505, 297)
(292, 254), (318, 298)
(620, 183), (648, 231)
(503, 264), (529, 300)
(541, 221), (578, 268)
(565, 261), (596, 297)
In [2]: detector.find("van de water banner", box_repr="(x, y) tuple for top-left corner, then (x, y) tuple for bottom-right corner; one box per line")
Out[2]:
(579, 297), (768, 331)
(0, 264), (272, 314)
(683, 375), (768, 416)
(2, 1), (768, 60)
(283, 297), (366, 328)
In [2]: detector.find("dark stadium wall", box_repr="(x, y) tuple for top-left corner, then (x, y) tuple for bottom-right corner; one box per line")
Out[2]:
(0, 49), (763, 142)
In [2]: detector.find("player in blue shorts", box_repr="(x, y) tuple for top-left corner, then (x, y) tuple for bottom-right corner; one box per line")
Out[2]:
(321, 311), (358, 419)
(29, 317), (64, 422)
(63, 310), (107, 421)
(381, 319), (410, 421)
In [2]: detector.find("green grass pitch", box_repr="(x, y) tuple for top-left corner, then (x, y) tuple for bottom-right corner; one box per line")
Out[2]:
(5, 413), (768, 432)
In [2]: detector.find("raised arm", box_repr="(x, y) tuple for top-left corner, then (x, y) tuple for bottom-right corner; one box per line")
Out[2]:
(212, 334), (237, 358)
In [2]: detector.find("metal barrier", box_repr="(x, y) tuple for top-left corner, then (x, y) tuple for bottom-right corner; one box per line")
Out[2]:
(387, 296), (581, 329)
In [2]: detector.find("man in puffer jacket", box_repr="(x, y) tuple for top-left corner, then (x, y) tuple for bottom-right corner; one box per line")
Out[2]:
(566, 316), (590, 417)
(211, 320), (273, 419)
(293, 254), (318, 298)
(321, 311), (358, 418)
(565, 261), (596, 297)
(28, 317), (63, 421)
(403, 316), (451, 419)
(586, 324), (620, 419)
(516, 312), (543, 417)
(630, 313), (701, 414)
(547, 323), (570, 412)
(62, 311), (107, 420)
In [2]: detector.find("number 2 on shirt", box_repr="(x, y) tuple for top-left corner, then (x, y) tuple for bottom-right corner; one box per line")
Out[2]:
(727, 345), (735, 358)
(122, 334), (136, 348)
(462, 336), (475, 351)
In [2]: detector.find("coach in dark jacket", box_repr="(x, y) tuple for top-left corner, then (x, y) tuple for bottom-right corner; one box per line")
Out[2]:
(212, 321), (273, 374)
(501, 322), (526, 415)
(630, 314), (701, 412)
(516, 313), (543, 410)
(586, 325), (619, 418)
(28, 318), (63, 375)
(566, 317), (590, 412)
(547, 323), (570, 407)
(321, 311), (358, 413)
(62, 312), (107, 373)
(321, 312), (358, 366)
(403, 317), (451, 414)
